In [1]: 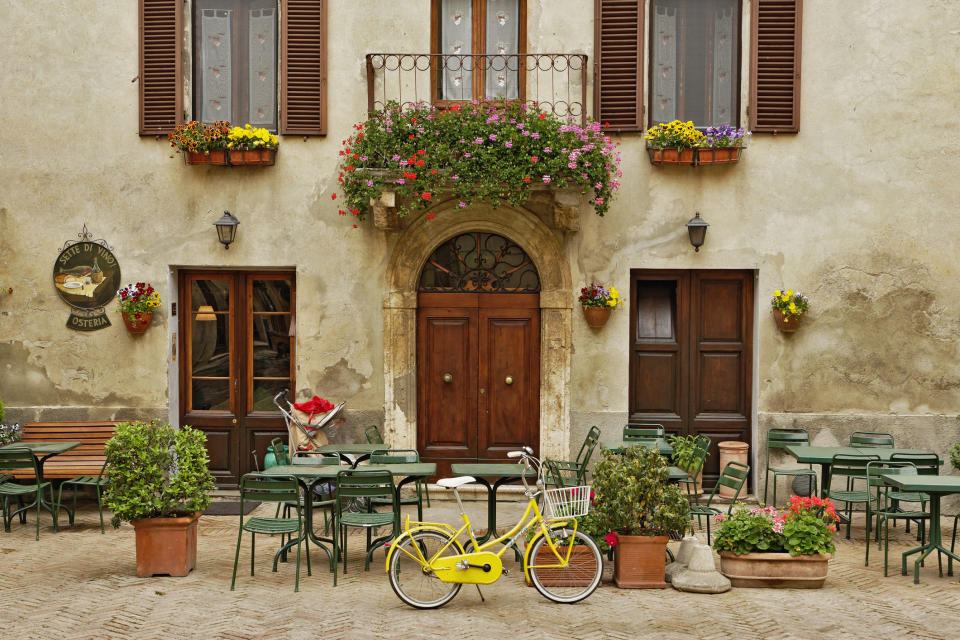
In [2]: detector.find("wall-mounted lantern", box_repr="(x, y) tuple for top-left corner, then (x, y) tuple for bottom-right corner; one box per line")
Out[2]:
(213, 211), (240, 249)
(686, 211), (709, 252)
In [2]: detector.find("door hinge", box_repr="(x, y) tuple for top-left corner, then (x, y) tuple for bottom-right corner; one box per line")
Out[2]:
(171, 332), (177, 361)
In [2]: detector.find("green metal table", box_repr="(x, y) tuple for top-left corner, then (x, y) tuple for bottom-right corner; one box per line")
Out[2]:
(450, 463), (538, 545)
(262, 461), (435, 575)
(785, 446), (941, 498)
(0, 441), (82, 527)
(600, 439), (674, 457)
(880, 474), (960, 583)
(315, 443), (386, 466)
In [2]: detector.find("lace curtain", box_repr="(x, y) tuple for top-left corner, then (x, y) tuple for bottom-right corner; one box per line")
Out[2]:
(440, 0), (519, 100)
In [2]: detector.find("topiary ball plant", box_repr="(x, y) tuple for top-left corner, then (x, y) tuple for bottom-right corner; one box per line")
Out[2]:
(104, 420), (215, 527)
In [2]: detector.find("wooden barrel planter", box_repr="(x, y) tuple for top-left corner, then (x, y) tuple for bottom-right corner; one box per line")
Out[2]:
(719, 551), (830, 588)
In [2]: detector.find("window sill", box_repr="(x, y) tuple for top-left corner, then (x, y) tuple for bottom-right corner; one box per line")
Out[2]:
(647, 147), (745, 167)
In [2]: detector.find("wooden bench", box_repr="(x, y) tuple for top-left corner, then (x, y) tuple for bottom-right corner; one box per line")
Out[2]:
(12, 421), (122, 479)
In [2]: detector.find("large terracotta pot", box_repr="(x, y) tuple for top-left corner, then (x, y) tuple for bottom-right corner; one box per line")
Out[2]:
(613, 534), (669, 588)
(526, 544), (596, 587)
(131, 512), (201, 577)
(121, 311), (153, 334)
(582, 306), (611, 328)
(772, 308), (803, 333)
(649, 147), (695, 166)
(719, 551), (831, 588)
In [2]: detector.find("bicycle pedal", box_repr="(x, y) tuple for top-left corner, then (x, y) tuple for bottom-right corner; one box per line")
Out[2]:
(501, 568), (510, 576)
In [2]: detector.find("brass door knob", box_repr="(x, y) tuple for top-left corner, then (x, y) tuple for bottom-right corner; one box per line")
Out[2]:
(505, 376), (514, 385)
(231, 418), (237, 424)
(442, 373), (453, 383)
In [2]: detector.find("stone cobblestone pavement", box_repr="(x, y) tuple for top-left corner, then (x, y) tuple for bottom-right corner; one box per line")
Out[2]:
(1, 497), (958, 640)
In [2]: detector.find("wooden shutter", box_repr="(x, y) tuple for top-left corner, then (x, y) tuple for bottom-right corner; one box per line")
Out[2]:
(594, 0), (643, 131)
(749, 0), (802, 133)
(139, 0), (182, 136)
(281, 0), (327, 136)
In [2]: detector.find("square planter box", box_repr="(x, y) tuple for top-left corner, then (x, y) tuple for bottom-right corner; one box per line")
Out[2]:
(131, 512), (201, 577)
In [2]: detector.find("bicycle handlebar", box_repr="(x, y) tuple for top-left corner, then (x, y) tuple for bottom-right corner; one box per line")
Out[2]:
(507, 446), (540, 494)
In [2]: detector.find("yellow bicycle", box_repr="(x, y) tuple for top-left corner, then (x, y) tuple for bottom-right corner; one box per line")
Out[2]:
(385, 447), (603, 608)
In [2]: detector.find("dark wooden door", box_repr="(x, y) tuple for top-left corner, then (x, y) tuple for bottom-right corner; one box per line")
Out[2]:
(629, 270), (753, 488)
(178, 270), (295, 487)
(418, 293), (540, 476)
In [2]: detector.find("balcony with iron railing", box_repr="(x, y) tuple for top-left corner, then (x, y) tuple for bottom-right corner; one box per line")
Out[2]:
(365, 53), (588, 125)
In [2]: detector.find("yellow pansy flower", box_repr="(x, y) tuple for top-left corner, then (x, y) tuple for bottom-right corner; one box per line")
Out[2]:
(774, 289), (781, 297)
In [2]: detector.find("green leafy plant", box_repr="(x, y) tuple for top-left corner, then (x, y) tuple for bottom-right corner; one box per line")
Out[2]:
(104, 421), (215, 527)
(591, 445), (689, 539)
(335, 100), (621, 222)
(713, 496), (839, 557)
(950, 419), (960, 471)
(668, 433), (707, 472)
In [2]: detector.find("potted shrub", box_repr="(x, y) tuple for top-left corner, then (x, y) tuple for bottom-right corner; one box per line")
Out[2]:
(713, 496), (840, 588)
(771, 288), (809, 332)
(116, 282), (161, 334)
(226, 124), (278, 166)
(591, 446), (690, 588)
(644, 120), (704, 166)
(697, 126), (748, 165)
(669, 433), (708, 495)
(168, 121), (230, 165)
(104, 420), (215, 577)
(578, 282), (622, 328)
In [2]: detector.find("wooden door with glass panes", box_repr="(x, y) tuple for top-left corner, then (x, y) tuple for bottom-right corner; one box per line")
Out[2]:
(178, 270), (295, 486)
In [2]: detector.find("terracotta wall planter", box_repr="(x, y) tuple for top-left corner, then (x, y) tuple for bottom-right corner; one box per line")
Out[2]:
(582, 306), (611, 328)
(772, 308), (803, 333)
(131, 512), (201, 577)
(121, 311), (153, 334)
(184, 150), (228, 166)
(697, 147), (742, 165)
(719, 551), (830, 588)
(228, 148), (276, 166)
(648, 147), (695, 166)
(526, 545), (596, 587)
(613, 534), (669, 588)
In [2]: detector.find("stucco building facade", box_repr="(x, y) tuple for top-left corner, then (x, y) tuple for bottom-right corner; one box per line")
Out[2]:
(1, 0), (958, 490)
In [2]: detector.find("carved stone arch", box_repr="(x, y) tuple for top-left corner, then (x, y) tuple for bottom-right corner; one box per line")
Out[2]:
(382, 204), (573, 460)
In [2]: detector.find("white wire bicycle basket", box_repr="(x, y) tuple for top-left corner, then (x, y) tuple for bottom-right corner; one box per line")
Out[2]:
(542, 485), (591, 519)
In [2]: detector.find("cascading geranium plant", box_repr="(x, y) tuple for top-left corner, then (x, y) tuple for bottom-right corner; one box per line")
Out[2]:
(712, 496), (840, 557)
(335, 100), (621, 222)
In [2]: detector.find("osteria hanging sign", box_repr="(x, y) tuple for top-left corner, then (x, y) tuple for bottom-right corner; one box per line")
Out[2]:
(53, 225), (121, 331)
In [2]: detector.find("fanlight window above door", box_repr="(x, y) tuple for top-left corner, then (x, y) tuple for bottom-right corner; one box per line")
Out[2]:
(418, 232), (540, 293)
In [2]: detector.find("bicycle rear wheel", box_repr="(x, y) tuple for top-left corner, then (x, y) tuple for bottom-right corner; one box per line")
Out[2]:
(388, 530), (463, 609)
(527, 528), (603, 603)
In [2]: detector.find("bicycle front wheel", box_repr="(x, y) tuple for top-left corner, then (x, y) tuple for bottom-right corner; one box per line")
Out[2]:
(388, 530), (463, 609)
(527, 528), (603, 603)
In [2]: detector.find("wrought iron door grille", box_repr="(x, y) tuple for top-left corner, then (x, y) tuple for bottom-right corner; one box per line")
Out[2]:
(418, 232), (540, 293)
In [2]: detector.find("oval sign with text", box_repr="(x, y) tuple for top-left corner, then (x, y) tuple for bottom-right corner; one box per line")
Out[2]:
(53, 242), (122, 310)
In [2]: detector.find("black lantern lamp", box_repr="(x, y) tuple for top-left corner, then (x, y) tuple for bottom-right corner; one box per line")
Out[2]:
(213, 210), (240, 249)
(686, 211), (709, 252)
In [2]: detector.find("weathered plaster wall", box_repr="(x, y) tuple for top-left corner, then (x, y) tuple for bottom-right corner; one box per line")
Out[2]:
(1, 2), (958, 470)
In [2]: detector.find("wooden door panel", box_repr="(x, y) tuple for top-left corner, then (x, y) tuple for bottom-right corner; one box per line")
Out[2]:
(479, 307), (539, 459)
(631, 352), (681, 415)
(697, 352), (742, 413)
(696, 278), (744, 342)
(200, 428), (236, 483)
(417, 308), (478, 459)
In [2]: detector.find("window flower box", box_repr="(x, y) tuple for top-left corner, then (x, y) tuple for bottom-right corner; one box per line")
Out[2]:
(696, 147), (744, 165)
(228, 148), (276, 166)
(647, 147), (696, 166)
(646, 122), (747, 167)
(184, 150), (228, 166)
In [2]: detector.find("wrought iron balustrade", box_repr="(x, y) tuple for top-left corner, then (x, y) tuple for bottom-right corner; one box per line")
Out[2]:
(365, 53), (588, 124)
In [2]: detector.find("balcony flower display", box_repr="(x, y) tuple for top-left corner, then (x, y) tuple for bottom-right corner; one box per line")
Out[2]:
(335, 100), (622, 222)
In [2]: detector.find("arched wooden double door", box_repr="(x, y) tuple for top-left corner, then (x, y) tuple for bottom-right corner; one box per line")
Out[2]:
(417, 232), (540, 477)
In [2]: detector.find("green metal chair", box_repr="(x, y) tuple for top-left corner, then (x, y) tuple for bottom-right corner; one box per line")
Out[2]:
(677, 434), (711, 522)
(865, 461), (930, 576)
(827, 453), (881, 539)
(546, 426), (601, 487)
(763, 428), (818, 507)
(284, 452), (341, 537)
(369, 449), (426, 521)
(56, 460), (109, 534)
(623, 423), (665, 441)
(849, 431), (894, 448)
(0, 448), (58, 540)
(888, 452), (938, 535)
(688, 461), (750, 544)
(364, 425), (384, 445)
(333, 469), (400, 579)
(231, 473), (309, 592)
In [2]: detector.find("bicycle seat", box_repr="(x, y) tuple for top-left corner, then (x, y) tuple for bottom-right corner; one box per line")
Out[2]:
(437, 476), (475, 489)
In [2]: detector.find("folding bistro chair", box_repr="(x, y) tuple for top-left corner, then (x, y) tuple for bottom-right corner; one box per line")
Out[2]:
(0, 448), (57, 540)
(688, 461), (750, 544)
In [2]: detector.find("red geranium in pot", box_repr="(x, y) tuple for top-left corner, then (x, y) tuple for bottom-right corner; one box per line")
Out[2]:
(117, 282), (161, 334)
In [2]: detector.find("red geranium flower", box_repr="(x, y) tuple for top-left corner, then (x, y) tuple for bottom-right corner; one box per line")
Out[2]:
(422, 192), (432, 201)
(604, 532), (618, 547)
(426, 213), (436, 220)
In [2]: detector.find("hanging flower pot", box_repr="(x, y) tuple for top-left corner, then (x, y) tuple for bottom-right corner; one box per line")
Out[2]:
(122, 311), (154, 334)
(582, 306), (611, 328)
(770, 288), (809, 333)
(772, 308), (803, 333)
